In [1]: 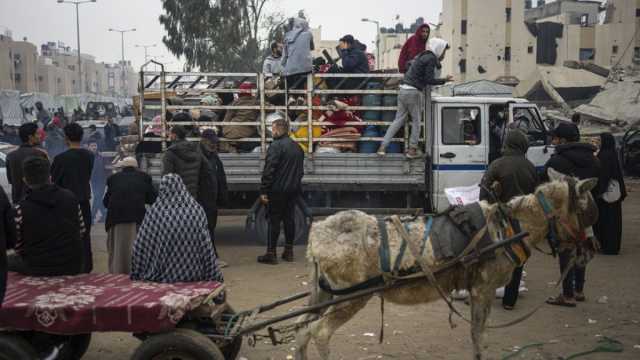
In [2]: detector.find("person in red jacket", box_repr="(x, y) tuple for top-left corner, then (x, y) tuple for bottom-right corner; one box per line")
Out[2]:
(398, 24), (431, 73)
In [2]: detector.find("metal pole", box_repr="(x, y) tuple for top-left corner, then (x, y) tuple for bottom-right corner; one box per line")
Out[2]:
(121, 32), (126, 97)
(75, 2), (82, 93)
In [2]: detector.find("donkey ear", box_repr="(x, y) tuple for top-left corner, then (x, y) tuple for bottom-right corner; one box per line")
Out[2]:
(577, 178), (598, 195)
(547, 167), (567, 182)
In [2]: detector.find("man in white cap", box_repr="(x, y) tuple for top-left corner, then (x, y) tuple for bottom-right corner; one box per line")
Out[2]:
(102, 157), (157, 274)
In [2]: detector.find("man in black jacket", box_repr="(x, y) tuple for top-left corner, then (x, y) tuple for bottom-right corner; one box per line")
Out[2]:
(0, 186), (15, 305)
(103, 157), (157, 274)
(6, 123), (48, 203)
(378, 38), (453, 158)
(258, 119), (304, 264)
(200, 130), (229, 264)
(338, 35), (369, 74)
(544, 122), (601, 307)
(7, 157), (85, 276)
(162, 126), (206, 199)
(480, 129), (539, 310)
(51, 123), (94, 273)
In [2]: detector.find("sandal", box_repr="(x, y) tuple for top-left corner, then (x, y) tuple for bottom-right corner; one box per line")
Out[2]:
(575, 293), (586, 302)
(546, 295), (577, 307)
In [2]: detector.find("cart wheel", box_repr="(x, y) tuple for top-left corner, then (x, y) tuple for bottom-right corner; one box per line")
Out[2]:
(132, 329), (224, 360)
(218, 308), (242, 360)
(0, 334), (38, 360)
(57, 334), (92, 360)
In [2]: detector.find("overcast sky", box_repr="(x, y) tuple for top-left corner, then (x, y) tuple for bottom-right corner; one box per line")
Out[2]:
(0, 0), (442, 71)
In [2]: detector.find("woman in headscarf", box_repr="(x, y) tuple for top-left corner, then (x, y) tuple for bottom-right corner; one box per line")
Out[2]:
(594, 133), (627, 255)
(130, 174), (223, 283)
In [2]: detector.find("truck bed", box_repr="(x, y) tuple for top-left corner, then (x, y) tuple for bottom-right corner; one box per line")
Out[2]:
(143, 152), (426, 192)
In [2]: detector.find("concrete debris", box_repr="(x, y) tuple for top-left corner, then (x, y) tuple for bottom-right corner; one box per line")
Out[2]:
(634, 344), (640, 350)
(587, 77), (640, 125)
(363, 333), (376, 337)
(597, 296), (609, 304)
(588, 319), (598, 324)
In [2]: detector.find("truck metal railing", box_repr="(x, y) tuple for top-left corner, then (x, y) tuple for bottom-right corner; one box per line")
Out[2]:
(139, 67), (427, 156)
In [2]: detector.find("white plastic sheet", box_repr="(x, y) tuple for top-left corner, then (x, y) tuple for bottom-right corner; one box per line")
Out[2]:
(444, 185), (480, 206)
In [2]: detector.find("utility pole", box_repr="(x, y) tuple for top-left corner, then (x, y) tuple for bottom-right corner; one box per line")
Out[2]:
(362, 18), (381, 70)
(57, 0), (96, 94)
(108, 28), (136, 97)
(135, 43), (157, 63)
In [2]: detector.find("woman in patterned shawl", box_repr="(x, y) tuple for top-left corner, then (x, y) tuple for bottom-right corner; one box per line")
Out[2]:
(130, 174), (223, 283)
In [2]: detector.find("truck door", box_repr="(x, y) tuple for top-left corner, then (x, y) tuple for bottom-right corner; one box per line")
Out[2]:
(433, 103), (488, 212)
(508, 103), (551, 172)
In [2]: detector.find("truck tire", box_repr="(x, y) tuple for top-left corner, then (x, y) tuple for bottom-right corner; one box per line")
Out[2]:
(0, 334), (38, 360)
(132, 329), (224, 360)
(57, 334), (92, 360)
(251, 201), (312, 246)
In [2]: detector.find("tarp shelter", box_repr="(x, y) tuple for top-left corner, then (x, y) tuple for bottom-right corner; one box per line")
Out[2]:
(515, 65), (606, 105)
(452, 80), (515, 97)
(0, 90), (26, 126)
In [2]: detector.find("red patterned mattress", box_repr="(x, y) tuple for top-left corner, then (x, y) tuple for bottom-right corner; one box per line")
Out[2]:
(0, 272), (224, 335)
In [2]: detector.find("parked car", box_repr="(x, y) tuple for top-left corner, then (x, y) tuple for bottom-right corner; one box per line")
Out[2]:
(0, 142), (18, 197)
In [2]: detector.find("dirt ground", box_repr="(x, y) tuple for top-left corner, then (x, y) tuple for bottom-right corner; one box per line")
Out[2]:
(84, 188), (640, 360)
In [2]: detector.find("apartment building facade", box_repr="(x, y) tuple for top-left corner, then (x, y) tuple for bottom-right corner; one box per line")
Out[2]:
(0, 36), (138, 97)
(440, 0), (640, 85)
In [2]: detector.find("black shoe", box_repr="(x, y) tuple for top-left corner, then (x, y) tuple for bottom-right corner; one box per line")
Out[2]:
(257, 253), (278, 265)
(281, 250), (294, 262)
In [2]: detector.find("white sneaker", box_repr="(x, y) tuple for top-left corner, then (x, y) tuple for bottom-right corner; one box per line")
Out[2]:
(377, 146), (386, 156)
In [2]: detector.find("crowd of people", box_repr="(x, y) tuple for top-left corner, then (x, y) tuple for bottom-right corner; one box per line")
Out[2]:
(480, 121), (627, 310)
(0, 16), (629, 331)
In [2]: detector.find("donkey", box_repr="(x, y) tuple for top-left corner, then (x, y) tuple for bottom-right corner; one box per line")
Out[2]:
(294, 169), (599, 360)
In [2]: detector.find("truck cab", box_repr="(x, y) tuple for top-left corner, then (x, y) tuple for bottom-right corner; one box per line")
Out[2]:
(432, 97), (549, 211)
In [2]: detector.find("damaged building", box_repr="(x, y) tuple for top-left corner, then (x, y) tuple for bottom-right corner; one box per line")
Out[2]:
(439, 0), (640, 86)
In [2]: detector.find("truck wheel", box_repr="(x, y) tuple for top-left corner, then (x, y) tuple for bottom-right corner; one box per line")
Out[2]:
(132, 329), (224, 360)
(57, 334), (92, 360)
(0, 334), (38, 360)
(254, 203), (311, 246)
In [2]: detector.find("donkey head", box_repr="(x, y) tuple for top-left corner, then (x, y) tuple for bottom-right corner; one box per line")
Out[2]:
(543, 168), (599, 247)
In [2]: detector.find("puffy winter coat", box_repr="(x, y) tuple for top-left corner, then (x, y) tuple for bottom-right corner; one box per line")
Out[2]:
(162, 140), (205, 198)
(544, 142), (602, 197)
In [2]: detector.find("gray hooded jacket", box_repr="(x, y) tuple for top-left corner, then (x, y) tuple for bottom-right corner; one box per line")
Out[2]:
(282, 18), (314, 76)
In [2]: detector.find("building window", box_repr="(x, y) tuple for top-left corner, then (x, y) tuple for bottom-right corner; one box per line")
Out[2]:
(528, 46), (534, 54)
(580, 48), (595, 61)
(612, 45), (619, 54)
(634, 47), (640, 59)
(580, 14), (589, 27)
(506, 8), (512, 22)
(525, 0), (532, 10)
(505, 47), (511, 61)
(38, 76), (43, 82)
(461, 20), (467, 35)
(459, 59), (467, 73)
(636, 8), (640, 17)
(14, 74), (21, 82)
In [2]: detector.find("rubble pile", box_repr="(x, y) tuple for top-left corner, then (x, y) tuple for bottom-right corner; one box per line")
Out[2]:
(575, 75), (640, 133)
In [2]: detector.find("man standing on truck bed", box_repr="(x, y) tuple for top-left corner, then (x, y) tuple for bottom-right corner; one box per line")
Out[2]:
(378, 38), (453, 159)
(258, 119), (304, 265)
